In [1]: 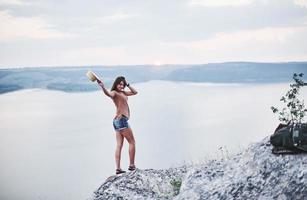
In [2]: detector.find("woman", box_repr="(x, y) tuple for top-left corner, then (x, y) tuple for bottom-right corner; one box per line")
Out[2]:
(97, 76), (138, 175)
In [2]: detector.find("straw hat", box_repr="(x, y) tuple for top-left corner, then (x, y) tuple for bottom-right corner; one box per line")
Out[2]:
(86, 70), (98, 82)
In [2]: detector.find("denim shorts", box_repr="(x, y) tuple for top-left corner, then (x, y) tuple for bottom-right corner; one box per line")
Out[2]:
(113, 115), (130, 131)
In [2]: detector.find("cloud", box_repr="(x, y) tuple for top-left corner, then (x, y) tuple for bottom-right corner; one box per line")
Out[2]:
(159, 26), (307, 62)
(159, 26), (306, 49)
(61, 46), (129, 65)
(1, 0), (307, 67)
(60, 24), (307, 65)
(0, 0), (27, 6)
(0, 10), (75, 41)
(98, 10), (140, 23)
(187, 0), (307, 8)
(163, 26), (300, 48)
(188, 0), (253, 7)
(294, 0), (307, 8)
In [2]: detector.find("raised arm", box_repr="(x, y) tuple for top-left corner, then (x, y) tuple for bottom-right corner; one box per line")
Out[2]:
(97, 79), (115, 98)
(124, 82), (138, 96)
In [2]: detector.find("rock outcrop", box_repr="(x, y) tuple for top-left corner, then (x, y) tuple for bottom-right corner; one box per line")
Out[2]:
(90, 138), (307, 200)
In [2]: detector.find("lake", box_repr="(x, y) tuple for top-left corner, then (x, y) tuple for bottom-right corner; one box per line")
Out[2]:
(0, 80), (305, 200)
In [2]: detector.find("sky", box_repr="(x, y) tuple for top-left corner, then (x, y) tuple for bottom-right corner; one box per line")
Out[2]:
(0, 0), (307, 68)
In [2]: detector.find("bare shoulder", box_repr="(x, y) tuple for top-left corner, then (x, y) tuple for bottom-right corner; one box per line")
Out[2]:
(109, 90), (117, 98)
(123, 90), (137, 96)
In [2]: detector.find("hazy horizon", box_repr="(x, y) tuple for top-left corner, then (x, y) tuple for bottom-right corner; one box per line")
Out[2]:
(1, 60), (307, 70)
(1, 62), (306, 95)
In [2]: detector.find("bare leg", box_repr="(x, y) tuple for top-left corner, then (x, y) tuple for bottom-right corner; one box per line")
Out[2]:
(120, 127), (136, 166)
(115, 131), (124, 169)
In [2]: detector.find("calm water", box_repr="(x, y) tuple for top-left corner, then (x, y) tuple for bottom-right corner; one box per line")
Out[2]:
(0, 80), (305, 200)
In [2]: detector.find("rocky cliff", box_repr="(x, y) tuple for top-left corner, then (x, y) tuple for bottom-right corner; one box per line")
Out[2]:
(90, 138), (307, 200)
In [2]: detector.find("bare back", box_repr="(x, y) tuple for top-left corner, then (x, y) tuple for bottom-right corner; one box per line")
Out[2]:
(112, 91), (130, 119)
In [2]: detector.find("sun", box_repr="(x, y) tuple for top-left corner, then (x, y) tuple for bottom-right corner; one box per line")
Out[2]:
(153, 61), (162, 66)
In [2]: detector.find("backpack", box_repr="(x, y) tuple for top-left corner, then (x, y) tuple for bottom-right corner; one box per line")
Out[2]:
(270, 123), (307, 154)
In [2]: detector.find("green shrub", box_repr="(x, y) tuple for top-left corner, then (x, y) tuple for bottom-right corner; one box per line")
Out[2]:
(271, 73), (307, 125)
(170, 179), (182, 196)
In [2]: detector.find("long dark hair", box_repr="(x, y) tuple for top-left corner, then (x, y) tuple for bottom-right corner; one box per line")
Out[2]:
(111, 76), (127, 91)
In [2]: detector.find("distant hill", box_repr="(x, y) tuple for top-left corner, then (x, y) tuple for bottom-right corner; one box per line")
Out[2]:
(0, 62), (306, 94)
(163, 62), (307, 83)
